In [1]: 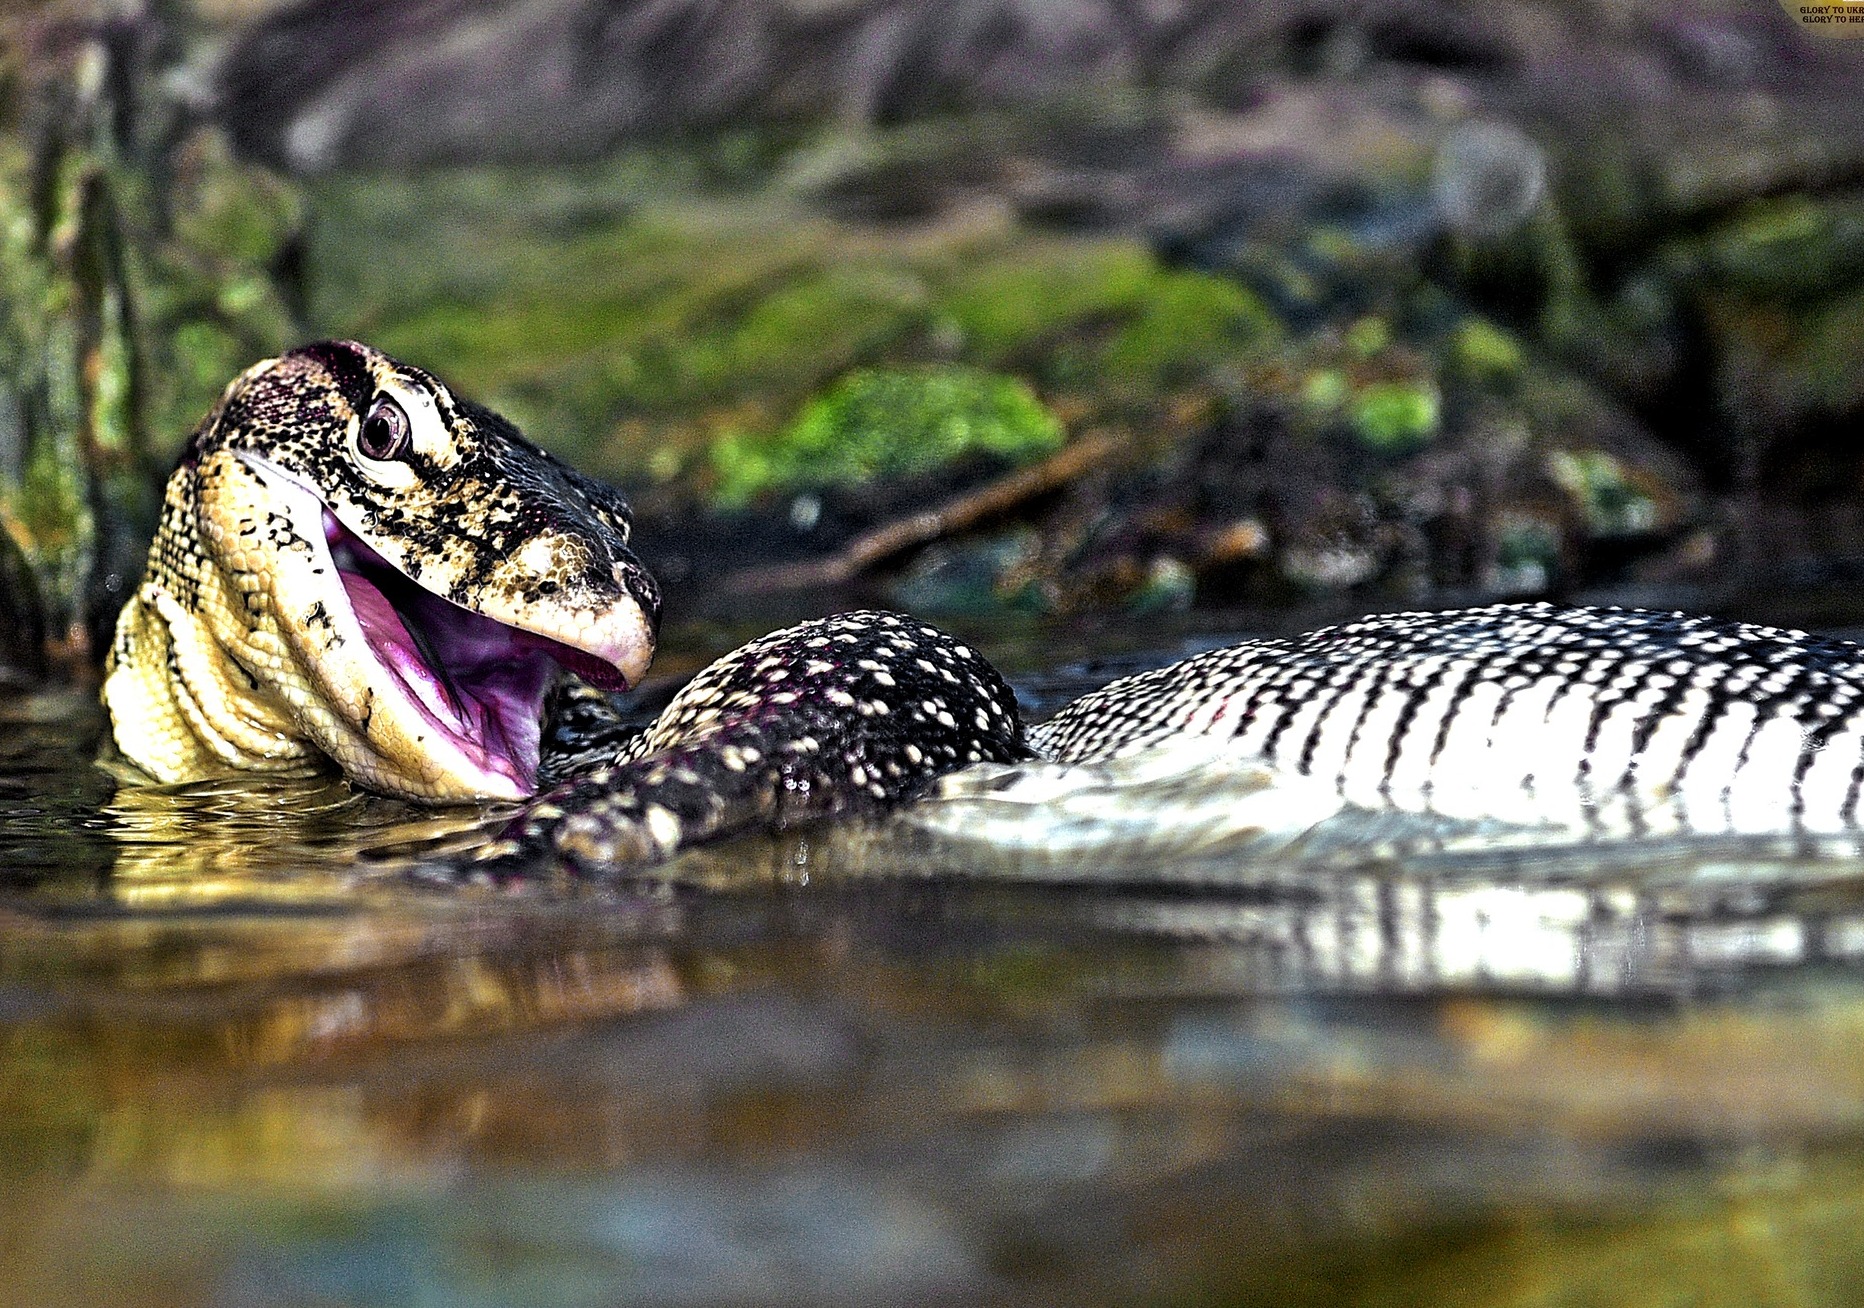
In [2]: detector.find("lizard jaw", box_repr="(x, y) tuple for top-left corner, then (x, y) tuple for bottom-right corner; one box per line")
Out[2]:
(228, 453), (654, 802)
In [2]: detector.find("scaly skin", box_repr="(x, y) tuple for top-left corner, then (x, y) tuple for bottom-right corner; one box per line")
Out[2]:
(105, 342), (1864, 875)
(103, 342), (658, 802)
(484, 611), (1026, 874)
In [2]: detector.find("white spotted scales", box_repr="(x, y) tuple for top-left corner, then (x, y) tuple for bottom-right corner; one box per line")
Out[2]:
(497, 612), (1023, 871)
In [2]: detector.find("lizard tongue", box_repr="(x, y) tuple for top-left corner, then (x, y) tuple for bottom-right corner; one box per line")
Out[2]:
(327, 513), (628, 793)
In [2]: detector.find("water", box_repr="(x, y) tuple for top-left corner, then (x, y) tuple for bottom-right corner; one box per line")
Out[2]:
(10, 656), (1864, 1307)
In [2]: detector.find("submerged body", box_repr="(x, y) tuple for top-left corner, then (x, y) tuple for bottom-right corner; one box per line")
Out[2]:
(103, 343), (1864, 871)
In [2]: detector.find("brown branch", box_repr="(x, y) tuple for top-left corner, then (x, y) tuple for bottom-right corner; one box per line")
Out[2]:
(723, 429), (1124, 593)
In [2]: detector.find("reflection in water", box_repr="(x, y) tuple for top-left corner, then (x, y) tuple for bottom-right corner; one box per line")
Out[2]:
(102, 774), (499, 904)
(11, 690), (1864, 1303)
(726, 743), (1864, 999)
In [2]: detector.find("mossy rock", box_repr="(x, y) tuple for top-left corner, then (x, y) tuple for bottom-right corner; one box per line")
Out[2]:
(1449, 317), (1525, 380)
(711, 365), (1065, 506)
(939, 243), (1282, 391)
(305, 171), (1282, 489)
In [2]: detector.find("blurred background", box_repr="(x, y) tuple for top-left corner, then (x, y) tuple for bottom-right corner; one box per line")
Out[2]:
(5, 0), (1864, 672)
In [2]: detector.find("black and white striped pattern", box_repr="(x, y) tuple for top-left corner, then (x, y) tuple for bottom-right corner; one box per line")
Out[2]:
(1028, 603), (1864, 837)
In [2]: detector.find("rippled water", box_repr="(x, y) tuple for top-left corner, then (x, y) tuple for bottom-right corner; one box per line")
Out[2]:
(10, 644), (1864, 1307)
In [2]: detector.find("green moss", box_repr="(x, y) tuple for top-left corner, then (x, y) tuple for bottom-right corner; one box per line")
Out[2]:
(1345, 315), (1392, 358)
(306, 172), (1282, 487)
(170, 134), (302, 268)
(1451, 317), (1524, 378)
(1093, 268), (1281, 388)
(941, 244), (1281, 392)
(711, 365), (1065, 505)
(0, 97), (303, 650)
(1302, 368), (1349, 411)
(137, 130), (301, 454)
(14, 419), (88, 597)
(939, 241), (1160, 364)
(718, 268), (930, 382)
(169, 320), (248, 400)
(1351, 380), (1440, 451)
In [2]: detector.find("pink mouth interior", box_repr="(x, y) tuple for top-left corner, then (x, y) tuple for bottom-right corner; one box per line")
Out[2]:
(324, 512), (630, 792)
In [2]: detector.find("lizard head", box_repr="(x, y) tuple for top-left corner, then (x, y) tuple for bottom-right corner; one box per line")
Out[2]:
(105, 340), (660, 802)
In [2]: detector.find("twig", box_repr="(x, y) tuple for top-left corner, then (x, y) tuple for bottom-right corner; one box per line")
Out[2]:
(723, 430), (1124, 592)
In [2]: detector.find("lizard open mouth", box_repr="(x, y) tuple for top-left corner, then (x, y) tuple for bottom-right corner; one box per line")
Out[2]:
(222, 450), (654, 801)
(323, 512), (638, 796)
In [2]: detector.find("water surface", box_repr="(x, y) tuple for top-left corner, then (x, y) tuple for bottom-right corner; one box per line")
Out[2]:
(8, 640), (1864, 1307)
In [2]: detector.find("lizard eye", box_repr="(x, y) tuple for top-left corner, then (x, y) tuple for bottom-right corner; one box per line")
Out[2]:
(357, 395), (410, 462)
